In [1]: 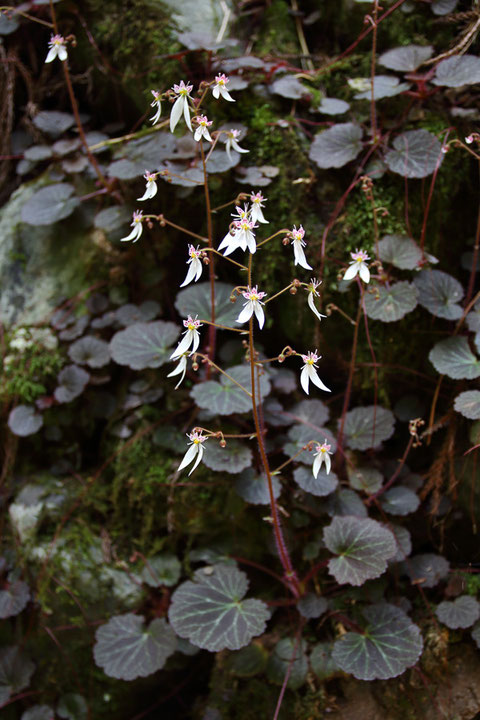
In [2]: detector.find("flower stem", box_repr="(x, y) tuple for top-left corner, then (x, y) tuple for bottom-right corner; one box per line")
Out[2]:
(200, 144), (216, 377)
(336, 295), (363, 466)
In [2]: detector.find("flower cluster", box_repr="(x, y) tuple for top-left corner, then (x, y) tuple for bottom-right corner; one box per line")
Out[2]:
(45, 35), (68, 64)
(344, 250), (370, 283)
(299, 351), (330, 395)
(120, 210), (143, 243)
(178, 431), (208, 476)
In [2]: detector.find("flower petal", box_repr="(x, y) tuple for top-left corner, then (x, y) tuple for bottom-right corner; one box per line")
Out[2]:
(312, 453), (323, 478)
(170, 96), (184, 133)
(359, 263), (370, 283)
(343, 264), (358, 281)
(45, 47), (58, 63)
(309, 366), (331, 393)
(178, 443), (198, 472)
(307, 292), (326, 322)
(236, 302), (254, 325)
(170, 331), (193, 359)
(254, 302), (265, 329)
(300, 365), (310, 395)
(180, 262), (197, 288)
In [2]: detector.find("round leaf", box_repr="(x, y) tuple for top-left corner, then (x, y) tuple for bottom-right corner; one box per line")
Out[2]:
(266, 638), (308, 690)
(429, 337), (480, 380)
(21, 183), (80, 226)
(332, 604), (423, 680)
(433, 55), (480, 87)
(317, 97), (350, 115)
(141, 555), (181, 588)
(414, 270), (463, 320)
(94, 206), (131, 233)
(8, 405), (43, 437)
(285, 398), (330, 427)
(68, 336), (111, 368)
(378, 45), (433, 72)
(343, 406), (395, 450)
(54, 365), (90, 404)
(22, 706), (55, 720)
(454, 391), (480, 419)
(378, 235), (422, 270)
(364, 282), (418, 322)
(404, 553), (450, 587)
(234, 468), (281, 505)
(0, 580), (30, 619)
(324, 516), (396, 586)
(33, 111), (75, 137)
(385, 130), (443, 178)
(202, 440), (252, 474)
(380, 487), (420, 516)
(0, 646), (35, 705)
(57, 694), (87, 720)
(293, 465), (338, 497)
(270, 75), (309, 99)
(175, 282), (239, 328)
(436, 596), (480, 629)
(116, 301), (160, 326)
(0, 13), (19, 35)
(310, 642), (339, 680)
(110, 321), (180, 370)
(93, 614), (177, 681)
(226, 643), (268, 677)
(431, 0), (458, 14)
(388, 525), (412, 562)
(297, 593), (328, 619)
(191, 365), (271, 415)
(309, 123), (363, 169)
(168, 564), (269, 652)
(353, 75), (410, 100)
(348, 467), (383, 495)
(325, 488), (367, 518)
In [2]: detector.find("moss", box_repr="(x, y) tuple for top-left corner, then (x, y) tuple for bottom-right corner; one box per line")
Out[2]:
(2, 343), (63, 403)
(253, 0), (298, 56)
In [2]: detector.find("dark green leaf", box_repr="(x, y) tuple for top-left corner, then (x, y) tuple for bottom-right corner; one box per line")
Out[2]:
(141, 555), (181, 588)
(353, 75), (410, 100)
(168, 564), (269, 651)
(378, 235), (422, 270)
(266, 638), (308, 690)
(378, 45), (433, 72)
(93, 614), (177, 680)
(380, 487), (420, 516)
(191, 365), (271, 415)
(429, 337), (480, 380)
(324, 516), (396, 586)
(110, 321), (180, 370)
(226, 643), (268, 677)
(332, 604), (423, 680)
(454, 391), (480, 419)
(404, 553), (450, 587)
(8, 405), (43, 437)
(57, 694), (87, 720)
(0, 646), (35, 705)
(343, 406), (395, 450)
(0, 579), (30, 619)
(297, 593), (328, 619)
(348, 467), (383, 495)
(414, 270), (463, 319)
(202, 440), (252, 474)
(309, 123), (363, 169)
(364, 282), (418, 322)
(436, 596), (480, 629)
(385, 130), (443, 178)
(293, 465), (338, 497)
(21, 183), (80, 226)
(175, 282), (239, 328)
(433, 55), (480, 87)
(234, 469), (281, 505)
(310, 642), (339, 680)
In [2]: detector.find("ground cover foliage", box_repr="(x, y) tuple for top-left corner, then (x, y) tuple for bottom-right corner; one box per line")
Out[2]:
(1, 0), (480, 718)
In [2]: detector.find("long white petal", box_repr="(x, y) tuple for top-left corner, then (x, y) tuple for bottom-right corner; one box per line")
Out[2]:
(236, 302), (254, 325)
(191, 329), (200, 354)
(170, 96), (183, 132)
(150, 105), (162, 124)
(254, 303), (265, 329)
(183, 98), (192, 131)
(312, 453), (323, 479)
(231, 139), (249, 154)
(45, 47), (58, 63)
(343, 264), (359, 281)
(220, 87), (235, 102)
(359, 263), (370, 283)
(188, 443), (204, 475)
(245, 231), (256, 254)
(300, 366), (310, 395)
(137, 187), (151, 202)
(178, 443), (197, 472)
(309, 366), (331, 393)
(58, 46), (68, 61)
(170, 331), (193, 359)
(194, 258), (203, 281)
(203, 128), (212, 143)
(167, 356), (186, 377)
(194, 127), (202, 142)
(180, 262), (197, 287)
(212, 86), (220, 99)
(308, 293), (326, 322)
(120, 225), (142, 243)
(294, 243), (313, 270)
(324, 453), (331, 475)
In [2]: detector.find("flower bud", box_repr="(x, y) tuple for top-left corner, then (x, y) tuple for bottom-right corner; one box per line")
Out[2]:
(192, 361), (199, 371)
(289, 286), (297, 295)
(219, 439), (227, 448)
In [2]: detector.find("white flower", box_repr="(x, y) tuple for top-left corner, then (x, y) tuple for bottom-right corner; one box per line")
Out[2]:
(180, 245), (203, 287)
(170, 80), (193, 133)
(137, 171), (158, 201)
(250, 191), (268, 224)
(225, 129), (249, 162)
(306, 278), (326, 322)
(178, 430), (207, 476)
(313, 440), (332, 477)
(167, 354), (188, 389)
(150, 90), (162, 124)
(344, 249), (370, 283)
(45, 34), (68, 63)
(236, 286), (267, 329)
(212, 74), (235, 102)
(218, 216), (257, 256)
(120, 210), (143, 243)
(300, 351), (331, 395)
(290, 225), (312, 270)
(194, 114), (213, 143)
(170, 315), (203, 359)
